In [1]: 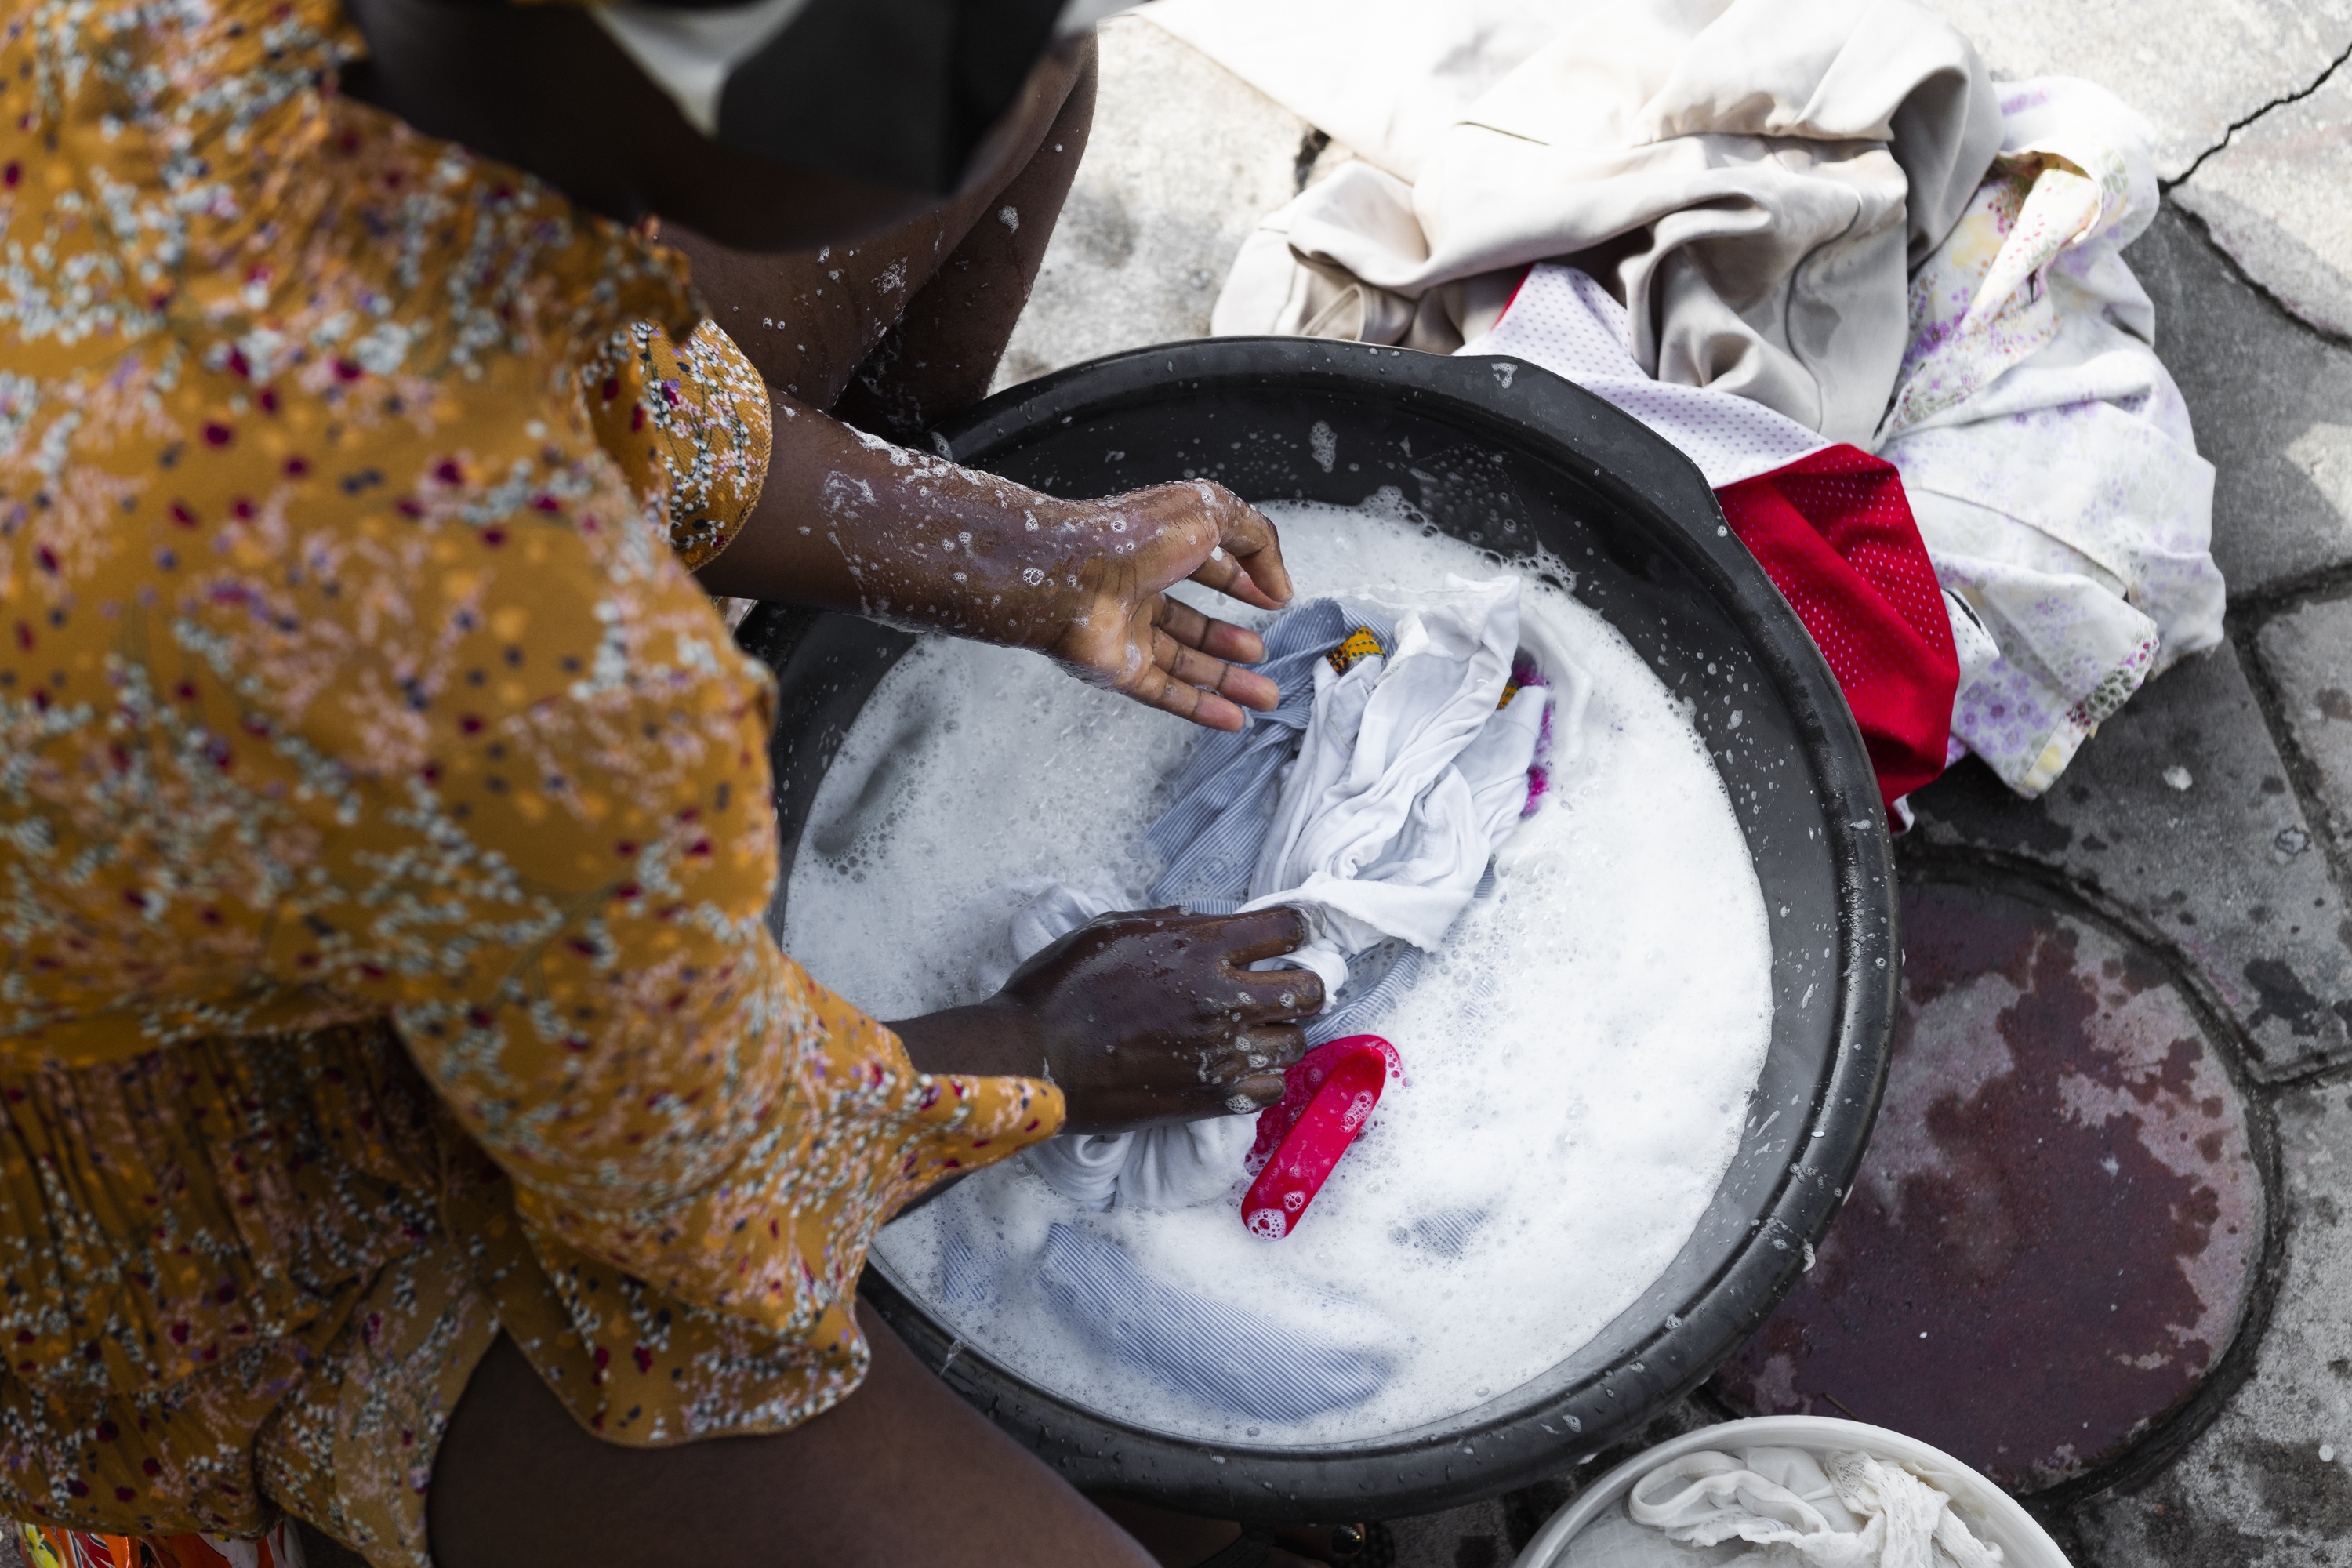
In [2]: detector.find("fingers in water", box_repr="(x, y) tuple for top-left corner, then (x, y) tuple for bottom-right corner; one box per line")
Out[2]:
(1138, 665), (1249, 731)
(1231, 1023), (1311, 1073)
(1208, 495), (1294, 608)
(1125, 631), (1274, 731)
(1197, 619), (1270, 669)
(1231, 964), (1325, 1022)
(1151, 626), (1279, 715)
(1154, 633), (1238, 694)
(1155, 597), (1267, 666)
(1227, 671), (1280, 713)
(1221, 1069), (1290, 1114)
(1213, 905), (1317, 967)
(1185, 536), (1284, 614)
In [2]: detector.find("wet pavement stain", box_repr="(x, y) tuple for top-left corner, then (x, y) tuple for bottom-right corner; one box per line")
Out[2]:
(1711, 879), (2264, 1492)
(2239, 1436), (2352, 1539)
(2243, 956), (2337, 1037)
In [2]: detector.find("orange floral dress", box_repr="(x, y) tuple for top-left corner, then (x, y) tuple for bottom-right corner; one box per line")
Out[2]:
(0, 0), (1062, 1563)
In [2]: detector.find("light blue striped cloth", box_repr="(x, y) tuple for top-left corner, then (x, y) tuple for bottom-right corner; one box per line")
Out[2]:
(1036, 1223), (1389, 1423)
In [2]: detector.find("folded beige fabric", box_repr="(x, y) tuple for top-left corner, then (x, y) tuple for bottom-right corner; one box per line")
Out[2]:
(1153, 0), (2003, 445)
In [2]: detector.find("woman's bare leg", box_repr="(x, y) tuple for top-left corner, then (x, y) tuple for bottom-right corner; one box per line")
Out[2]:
(427, 1304), (1154, 1568)
(827, 43), (1096, 439)
(671, 34), (1094, 433)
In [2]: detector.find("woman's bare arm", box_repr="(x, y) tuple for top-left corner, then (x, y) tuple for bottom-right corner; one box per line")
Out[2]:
(696, 404), (1294, 730)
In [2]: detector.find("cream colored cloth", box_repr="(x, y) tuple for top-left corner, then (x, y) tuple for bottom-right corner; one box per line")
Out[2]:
(1628, 1447), (2005, 1567)
(1163, 0), (2003, 445)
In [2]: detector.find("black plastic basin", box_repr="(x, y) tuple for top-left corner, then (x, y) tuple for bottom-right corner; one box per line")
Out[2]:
(739, 337), (1896, 1523)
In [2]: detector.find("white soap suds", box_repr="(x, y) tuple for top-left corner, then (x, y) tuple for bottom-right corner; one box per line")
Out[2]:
(1308, 422), (1338, 474)
(784, 493), (1775, 1446)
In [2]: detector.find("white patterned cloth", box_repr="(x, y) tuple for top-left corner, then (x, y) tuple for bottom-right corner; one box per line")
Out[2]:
(1875, 77), (2223, 796)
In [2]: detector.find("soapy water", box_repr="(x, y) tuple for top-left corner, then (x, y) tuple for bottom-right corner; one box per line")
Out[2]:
(782, 493), (1776, 1446)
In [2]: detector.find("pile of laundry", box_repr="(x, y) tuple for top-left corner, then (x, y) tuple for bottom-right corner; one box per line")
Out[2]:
(1146, 0), (2223, 814)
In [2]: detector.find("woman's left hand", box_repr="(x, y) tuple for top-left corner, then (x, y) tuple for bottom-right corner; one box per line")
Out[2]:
(889, 905), (1325, 1134)
(1034, 481), (1290, 731)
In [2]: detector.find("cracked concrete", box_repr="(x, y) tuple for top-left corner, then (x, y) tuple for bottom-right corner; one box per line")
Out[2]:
(2177, 56), (2352, 343)
(1920, 0), (2352, 180)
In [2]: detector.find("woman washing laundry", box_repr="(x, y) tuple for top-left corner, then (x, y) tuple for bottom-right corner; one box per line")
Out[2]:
(0, 0), (1341, 1563)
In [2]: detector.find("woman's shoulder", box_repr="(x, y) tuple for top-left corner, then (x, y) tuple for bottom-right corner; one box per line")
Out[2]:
(0, 0), (694, 388)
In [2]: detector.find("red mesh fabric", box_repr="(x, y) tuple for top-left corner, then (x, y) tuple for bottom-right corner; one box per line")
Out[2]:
(1714, 446), (1959, 809)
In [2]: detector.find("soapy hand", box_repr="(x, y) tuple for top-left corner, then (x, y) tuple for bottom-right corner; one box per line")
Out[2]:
(889, 906), (1324, 1135)
(1007, 904), (1323, 1131)
(1036, 481), (1293, 732)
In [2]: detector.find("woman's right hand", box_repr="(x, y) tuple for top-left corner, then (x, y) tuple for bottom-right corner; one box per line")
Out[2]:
(887, 906), (1325, 1135)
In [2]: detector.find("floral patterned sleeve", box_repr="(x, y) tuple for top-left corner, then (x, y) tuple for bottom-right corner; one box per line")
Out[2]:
(369, 351), (1063, 1382)
(584, 319), (774, 572)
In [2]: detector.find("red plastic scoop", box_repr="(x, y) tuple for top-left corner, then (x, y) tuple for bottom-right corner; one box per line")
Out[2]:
(1242, 1035), (1403, 1240)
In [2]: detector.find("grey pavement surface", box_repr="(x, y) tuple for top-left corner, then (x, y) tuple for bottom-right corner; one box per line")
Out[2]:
(1922, 0), (2352, 180)
(2261, 597), (2352, 856)
(2074, 1073), (2352, 1568)
(2129, 205), (2352, 598)
(1909, 641), (2349, 1078)
(994, 12), (2352, 1566)
(993, 20), (1308, 391)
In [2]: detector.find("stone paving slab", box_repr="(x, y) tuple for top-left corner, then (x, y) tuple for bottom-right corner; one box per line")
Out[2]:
(2127, 204), (2352, 597)
(1921, 0), (2352, 180)
(2177, 60), (2352, 342)
(2074, 1070), (2352, 1567)
(1908, 641), (2350, 1079)
(2256, 593), (2352, 858)
(993, 16), (1307, 391)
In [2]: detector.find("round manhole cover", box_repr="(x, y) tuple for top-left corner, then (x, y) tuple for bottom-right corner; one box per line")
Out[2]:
(1711, 876), (2267, 1492)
